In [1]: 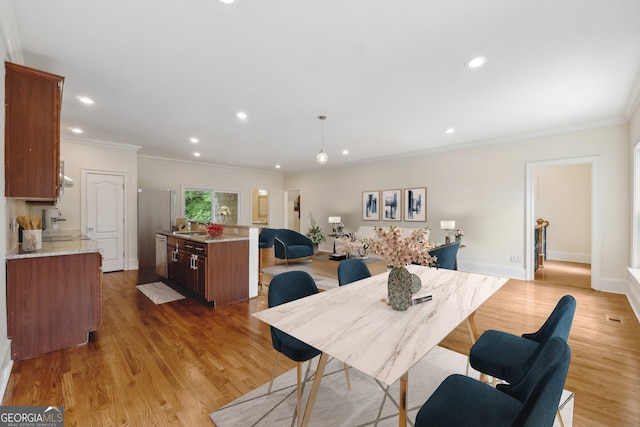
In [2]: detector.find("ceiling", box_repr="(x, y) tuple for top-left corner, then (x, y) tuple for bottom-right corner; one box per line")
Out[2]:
(7, 1), (640, 173)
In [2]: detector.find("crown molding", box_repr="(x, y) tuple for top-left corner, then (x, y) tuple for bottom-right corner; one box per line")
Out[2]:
(62, 135), (142, 152)
(624, 69), (640, 119)
(0, 0), (24, 64)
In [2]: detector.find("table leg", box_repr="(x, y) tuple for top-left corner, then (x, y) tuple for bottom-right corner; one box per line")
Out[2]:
(301, 352), (329, 427)
(466, 311), (489, 383)
(399, 371), (408, 427)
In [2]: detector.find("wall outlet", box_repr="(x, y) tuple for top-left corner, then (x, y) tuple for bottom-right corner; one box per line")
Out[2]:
(233, 228), (239, 235)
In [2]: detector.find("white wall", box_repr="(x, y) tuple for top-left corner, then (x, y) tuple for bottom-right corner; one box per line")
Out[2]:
(535, 164), (591, 263)
(0, 0), (16, 398)
(53, 140), (140, 269)
(138, 156), (285, 229)
(628, 99), (640, 318)
(285, 124), (629, 289)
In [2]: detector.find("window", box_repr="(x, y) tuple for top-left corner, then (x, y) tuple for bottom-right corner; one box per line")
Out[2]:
(184, 189), (213, 222)
(182, 186), (240, 224)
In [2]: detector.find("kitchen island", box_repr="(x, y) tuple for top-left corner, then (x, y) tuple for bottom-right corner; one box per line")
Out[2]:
(6, 238), (102, 360)
(157, 228), (255, 307)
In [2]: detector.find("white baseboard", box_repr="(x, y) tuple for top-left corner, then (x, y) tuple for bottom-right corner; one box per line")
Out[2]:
(547, 251), (591, 264)
(0, 339), (13, 402)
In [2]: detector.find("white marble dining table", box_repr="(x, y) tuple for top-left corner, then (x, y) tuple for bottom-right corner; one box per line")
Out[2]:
(253, 264), (509, 426)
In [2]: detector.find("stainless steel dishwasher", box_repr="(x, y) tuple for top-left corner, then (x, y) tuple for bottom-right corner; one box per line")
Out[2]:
(155, 234), (168, 278)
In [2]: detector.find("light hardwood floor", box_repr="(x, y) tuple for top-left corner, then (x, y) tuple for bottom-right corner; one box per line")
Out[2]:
(2, 262), (639, 426)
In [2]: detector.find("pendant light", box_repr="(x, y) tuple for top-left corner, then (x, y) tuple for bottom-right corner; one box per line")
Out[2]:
(316, 115), (329, 165)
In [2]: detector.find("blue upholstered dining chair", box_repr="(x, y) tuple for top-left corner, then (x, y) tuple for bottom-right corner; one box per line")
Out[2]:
(273, 229), (315, 266)
(428, 242), (460, 270)
(337, 258), (371, 286)
(469, 295), (576, 386)
(266, 271), (349, 424)
(415, 336), (571, 427)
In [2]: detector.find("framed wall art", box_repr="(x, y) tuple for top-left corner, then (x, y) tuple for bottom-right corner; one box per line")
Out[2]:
(404, 187), (427, 222)
(381, 189), (401, 221)
(362, 191), (380, 221)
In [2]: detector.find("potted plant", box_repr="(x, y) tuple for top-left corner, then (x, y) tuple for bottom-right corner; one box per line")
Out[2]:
(305, 213), (325, 253)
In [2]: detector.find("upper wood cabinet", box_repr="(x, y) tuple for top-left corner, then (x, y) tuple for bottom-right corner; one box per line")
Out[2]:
(4, 62), (64, 200)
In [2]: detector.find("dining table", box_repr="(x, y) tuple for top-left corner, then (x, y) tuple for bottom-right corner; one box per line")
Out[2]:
(253, 263), (509, 426)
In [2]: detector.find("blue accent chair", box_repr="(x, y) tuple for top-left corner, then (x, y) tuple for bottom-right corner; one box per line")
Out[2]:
(338, 258), (371, 286)
(259, 227), (277, 249)
(469, 295), (576, 385)
(429, 242), (460, 270)
(258, 228), (277, 285)
(273, 229), (315, 266)
(415, 336), (571, 427)
(266, 271), (350, 423)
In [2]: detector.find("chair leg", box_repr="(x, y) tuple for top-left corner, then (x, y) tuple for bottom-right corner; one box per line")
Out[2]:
(343, 363), (351, 391)
(267, 352), (281, 395)
(557, 409), (566, 427)
(296, 362), (303, 427)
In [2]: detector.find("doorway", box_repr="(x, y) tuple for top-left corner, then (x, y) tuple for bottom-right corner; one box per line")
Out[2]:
(525, 157), (600, 289)
(82, 170), (127, 272)
(284, 189), (301, 232)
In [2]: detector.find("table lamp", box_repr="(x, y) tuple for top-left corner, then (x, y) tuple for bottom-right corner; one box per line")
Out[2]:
(440, 220), (455, 244)
(328, 216), (343, 234)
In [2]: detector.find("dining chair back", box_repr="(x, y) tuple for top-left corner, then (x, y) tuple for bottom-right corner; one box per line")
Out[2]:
(469, 294), (576, 384)
(415, 336), (571, 427)
(337, 258), (371, 286)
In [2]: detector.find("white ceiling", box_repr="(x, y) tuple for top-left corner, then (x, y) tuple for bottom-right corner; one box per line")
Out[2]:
(7, 0), (640, 173)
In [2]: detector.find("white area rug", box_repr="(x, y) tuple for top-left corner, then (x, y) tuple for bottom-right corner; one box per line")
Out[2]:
(209, 346), (574, 427)
(136, 281), (186, 305)
(262, 261), (338, 290)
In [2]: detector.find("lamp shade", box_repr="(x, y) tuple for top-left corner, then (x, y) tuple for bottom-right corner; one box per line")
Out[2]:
(316, 151), (329, 165)
(328, 216), (342, 224)
(440, 220), (456, 230)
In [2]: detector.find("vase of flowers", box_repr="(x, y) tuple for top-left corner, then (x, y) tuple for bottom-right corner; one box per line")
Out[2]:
(218, 205), (231, 223)
(454, 228), (464, 244)
(207, 224), (224, 237)
(367, 227), (436, 311)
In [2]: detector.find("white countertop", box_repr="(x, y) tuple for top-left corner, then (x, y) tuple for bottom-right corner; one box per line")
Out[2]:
(6, 238), (102, 259)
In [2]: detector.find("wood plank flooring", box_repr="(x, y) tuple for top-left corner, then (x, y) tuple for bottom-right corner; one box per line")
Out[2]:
(2, 263), (639, 426)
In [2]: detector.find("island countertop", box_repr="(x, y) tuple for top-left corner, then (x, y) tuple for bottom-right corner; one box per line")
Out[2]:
(6, 238), (102, 260)
(156, 230), (250, 243)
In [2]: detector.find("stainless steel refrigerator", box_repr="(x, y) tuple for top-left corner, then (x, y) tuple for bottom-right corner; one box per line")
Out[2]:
(137, 188), (176, 283)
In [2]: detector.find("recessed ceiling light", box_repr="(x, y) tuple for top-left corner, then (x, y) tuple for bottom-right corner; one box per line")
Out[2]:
(77, 96), (94, 105)
(194, 152), (200, 157)
(219, 0), (235, 3)
(237, 111), (247, 120)
(190, 137), (199, 143)
(465, 56), (487, 69)
(342, 149), (349, 155)
(275, 164), (281, 169)
(69, 127), (83, 134)
(445, 128), (456, 134)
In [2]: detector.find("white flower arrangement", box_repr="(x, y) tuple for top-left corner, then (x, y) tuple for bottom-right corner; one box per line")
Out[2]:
(218, 205), (231, 216)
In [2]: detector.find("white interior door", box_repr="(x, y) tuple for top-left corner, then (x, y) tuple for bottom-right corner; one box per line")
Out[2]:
(86, 172), (125, 272)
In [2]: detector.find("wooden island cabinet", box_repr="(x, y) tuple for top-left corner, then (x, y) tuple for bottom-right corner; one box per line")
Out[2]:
(6, 250), (102, 360)
(166, 234), (249, 307)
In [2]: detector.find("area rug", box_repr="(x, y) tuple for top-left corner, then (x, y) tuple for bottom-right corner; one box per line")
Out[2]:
(262, 261), (338, 290)
(209, 346), (574, 427)
(136, 281), (185, 305)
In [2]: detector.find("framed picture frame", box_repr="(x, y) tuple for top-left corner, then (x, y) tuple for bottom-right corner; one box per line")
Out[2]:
(404, 187), (427, 222)
(381, 189), (402, 221)
(362, 191), (380, 221)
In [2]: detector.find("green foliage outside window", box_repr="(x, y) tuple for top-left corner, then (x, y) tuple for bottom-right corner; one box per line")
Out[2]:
(185, 190), (212, 222)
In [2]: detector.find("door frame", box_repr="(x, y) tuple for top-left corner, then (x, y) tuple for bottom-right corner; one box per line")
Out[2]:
(81, 168), (129, 271)
(525, 156), (600, 288)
